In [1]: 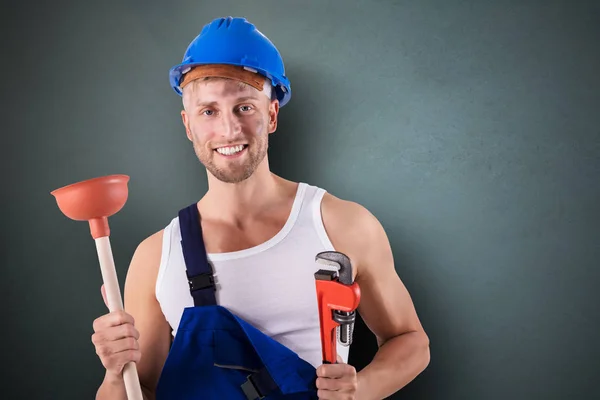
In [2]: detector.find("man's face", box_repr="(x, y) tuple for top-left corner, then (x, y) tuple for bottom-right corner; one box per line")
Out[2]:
(181, 78), (279, 183)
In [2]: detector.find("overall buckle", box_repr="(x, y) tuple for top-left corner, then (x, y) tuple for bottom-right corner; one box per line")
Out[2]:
(186, 271), (215, 292)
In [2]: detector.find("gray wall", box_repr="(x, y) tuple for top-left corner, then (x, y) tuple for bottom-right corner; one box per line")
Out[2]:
(2, 1), (599, 399)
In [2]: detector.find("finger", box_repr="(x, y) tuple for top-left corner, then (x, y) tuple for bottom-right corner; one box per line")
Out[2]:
(92, 323), (139, 347)
(97, 337), (141, 355)
(102, 349), (142, 372)
(317, 376), (359, 395)
(336, 355), (343, 363)
(316, 388), (337, 400)
(108, 337), (140, 354)
(317, 363), (353, 379)
(115, 323), (139, 341)
(95, 336), (139, 358)
(316, 377), (343, 391)
(93, 311), (135, 332)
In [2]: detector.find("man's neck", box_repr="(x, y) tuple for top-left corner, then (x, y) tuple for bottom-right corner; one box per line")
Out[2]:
(199, 163), (290, 224)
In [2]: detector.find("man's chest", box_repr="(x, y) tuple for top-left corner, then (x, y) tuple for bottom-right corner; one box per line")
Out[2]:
(201, 217), (288, 254)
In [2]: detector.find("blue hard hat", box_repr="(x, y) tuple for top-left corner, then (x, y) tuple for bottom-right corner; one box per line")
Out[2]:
(169, 17), (292, 107)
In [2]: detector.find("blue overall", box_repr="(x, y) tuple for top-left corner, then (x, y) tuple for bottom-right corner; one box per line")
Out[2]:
(155, 204), (319, 399)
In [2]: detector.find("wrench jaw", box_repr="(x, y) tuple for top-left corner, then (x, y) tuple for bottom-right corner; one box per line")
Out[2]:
(315, 251), (353, 285)
(314, 251), (361, 364)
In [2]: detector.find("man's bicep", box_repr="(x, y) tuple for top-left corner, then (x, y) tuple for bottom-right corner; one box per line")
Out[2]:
(123, 231), (172, 396)
(321, 194), (427, 343)
(355, 215), (426, 345)
(357, 263), (425, 345)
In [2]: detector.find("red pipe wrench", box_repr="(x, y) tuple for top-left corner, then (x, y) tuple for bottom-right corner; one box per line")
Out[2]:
(314, 251), (361, 364)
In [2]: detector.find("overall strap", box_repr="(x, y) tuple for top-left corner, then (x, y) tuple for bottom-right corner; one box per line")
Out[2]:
(178, 203), (217, 307)
(177, 204), (286, 399)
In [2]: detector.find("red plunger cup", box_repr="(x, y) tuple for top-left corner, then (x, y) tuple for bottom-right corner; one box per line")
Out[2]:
(51, 174), (143, 400)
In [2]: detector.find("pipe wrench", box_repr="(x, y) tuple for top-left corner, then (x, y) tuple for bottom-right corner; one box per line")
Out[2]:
(314, 251), (361, 364)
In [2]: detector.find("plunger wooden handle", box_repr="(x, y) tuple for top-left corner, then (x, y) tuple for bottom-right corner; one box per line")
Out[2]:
(95, 236), (143, 400)
(50, 175), (142, 399)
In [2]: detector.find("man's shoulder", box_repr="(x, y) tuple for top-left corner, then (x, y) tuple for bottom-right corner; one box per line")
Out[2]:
(320, 191), (386, 278)
(124, 228), (165, 296)
(131, 229), (164, 263)
(128, 227), (166, 272)
(321, 191), (379, 229)
(134, 203), (198, 260)
(138, 228), (165, 252)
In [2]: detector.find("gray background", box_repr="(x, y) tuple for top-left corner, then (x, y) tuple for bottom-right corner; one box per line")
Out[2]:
(2, 0), (599, 399)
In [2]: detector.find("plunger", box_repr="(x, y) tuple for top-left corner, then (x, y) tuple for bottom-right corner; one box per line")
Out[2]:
(51, 174), (143, 400)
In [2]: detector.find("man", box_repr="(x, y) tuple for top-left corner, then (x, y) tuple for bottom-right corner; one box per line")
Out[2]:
(92, 16), (429, 400)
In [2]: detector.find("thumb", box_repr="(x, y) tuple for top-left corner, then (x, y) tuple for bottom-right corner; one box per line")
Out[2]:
(100, 284), (109, 309)
(336, 355), (343, 364)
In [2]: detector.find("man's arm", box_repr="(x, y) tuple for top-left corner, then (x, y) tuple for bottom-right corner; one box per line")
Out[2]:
(322, 194), (430, 400)
(95, 230), (172, 400)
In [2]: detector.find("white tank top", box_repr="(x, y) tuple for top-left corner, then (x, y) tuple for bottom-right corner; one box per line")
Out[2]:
(155, 182), (351, 368)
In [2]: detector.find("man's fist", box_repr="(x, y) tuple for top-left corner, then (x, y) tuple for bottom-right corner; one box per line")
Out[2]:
(316, 356), (358, 399)
(91, 284), (141, 379)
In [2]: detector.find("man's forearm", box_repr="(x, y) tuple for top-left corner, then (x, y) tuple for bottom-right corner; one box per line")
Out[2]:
(356, 331), (430, 400)
(96, 371), (129, 400)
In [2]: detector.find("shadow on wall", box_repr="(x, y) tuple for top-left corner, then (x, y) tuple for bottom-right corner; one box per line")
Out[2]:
(269, 59), (381, 367)
(268, 60), (439, 399)
(267, 59), (342, 186)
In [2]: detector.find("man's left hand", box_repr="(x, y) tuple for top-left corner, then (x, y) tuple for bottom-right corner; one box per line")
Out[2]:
(315, 356), (358, 399)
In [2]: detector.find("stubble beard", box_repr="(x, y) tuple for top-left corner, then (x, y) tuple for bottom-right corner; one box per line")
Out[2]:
(193, 134), (269, 184)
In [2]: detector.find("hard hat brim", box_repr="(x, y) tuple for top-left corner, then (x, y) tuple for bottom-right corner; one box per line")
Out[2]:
(169, 61), (291, 107)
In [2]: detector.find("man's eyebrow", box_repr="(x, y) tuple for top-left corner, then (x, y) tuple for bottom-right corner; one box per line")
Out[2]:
(194, 100), (217, 107)
(235, 95), (262, 102)
(193, 95), (261, 108)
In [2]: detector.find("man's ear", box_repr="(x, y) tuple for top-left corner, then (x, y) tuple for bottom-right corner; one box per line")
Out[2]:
(181, 110), (193, 141)
(268, 99), (280, 134)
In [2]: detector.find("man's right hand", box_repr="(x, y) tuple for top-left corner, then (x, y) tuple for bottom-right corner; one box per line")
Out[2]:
(91, 284), (142, 380)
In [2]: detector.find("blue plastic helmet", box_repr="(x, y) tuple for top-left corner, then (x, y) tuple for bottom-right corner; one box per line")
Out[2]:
(169, 17), (292, 107)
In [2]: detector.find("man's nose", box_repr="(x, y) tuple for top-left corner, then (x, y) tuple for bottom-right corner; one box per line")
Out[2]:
(220, 111), (242, 138)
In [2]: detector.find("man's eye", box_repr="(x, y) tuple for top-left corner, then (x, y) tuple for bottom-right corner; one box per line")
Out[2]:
(202, 110), (214, 116)
(239, 105), (252, 112)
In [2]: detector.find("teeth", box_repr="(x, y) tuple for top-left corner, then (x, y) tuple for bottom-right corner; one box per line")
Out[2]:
(216, 145), (245, 156)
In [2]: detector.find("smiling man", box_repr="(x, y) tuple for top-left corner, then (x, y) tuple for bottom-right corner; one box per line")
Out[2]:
(92, 17), (430, 400)
(180, 64), (274, 185)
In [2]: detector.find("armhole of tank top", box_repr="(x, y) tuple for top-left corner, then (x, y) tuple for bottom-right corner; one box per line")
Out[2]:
(311, 188), (336, 250)
(155, 219), (174, 302)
